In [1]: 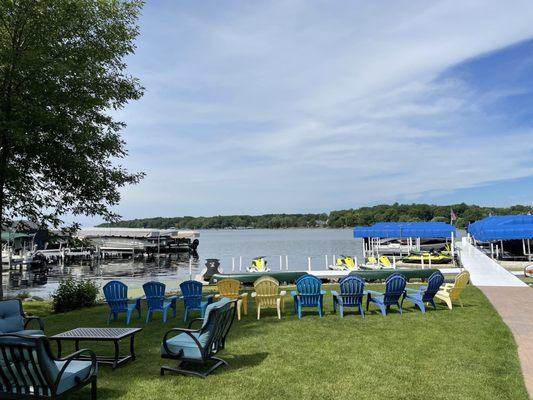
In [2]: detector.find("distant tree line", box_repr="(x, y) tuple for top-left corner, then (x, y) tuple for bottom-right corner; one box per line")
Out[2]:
(98, 203), (533, 230)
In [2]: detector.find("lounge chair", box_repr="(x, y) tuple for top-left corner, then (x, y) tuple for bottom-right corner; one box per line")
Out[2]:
(366, 273), (407, 315)
(291, 275), (326, 319)
(180, 280), (214, 321)
(0, 299), (44, 335)
(0, 333), (97, 399)
(435, 270), (470, 309)
(102, 280), (142, 325)
(251, 276), (286, 319)
(401, 271), (445, 313)
(331, 275), (366, 318)
(215, 279), (248, 320)
(160, 298), (237, 378)
(143, 281), (178, 323)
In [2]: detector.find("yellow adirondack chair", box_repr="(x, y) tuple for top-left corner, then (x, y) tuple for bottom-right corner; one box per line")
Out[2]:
(216, 279), (248, 320)
(251, 276), (286, 319)
(435, 270), (470, 309)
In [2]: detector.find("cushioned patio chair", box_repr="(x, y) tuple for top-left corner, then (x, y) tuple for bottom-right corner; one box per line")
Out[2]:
(366, 273), (407, 316)
(401, 271), (445, 313)
(180, 280), (214, 321)
(0, 299), (44, 336)
(332, 275), (366, 318)
(251, 276), (286, 319)
(143, 281), (178, 323)
(160, 298), (237, 378)
(102, 280), (142, 325)
(435, 270), (470, 310)
(215, 279), (248, 320)
(0, 333), (97, 399)
(291, 275), (326, 319)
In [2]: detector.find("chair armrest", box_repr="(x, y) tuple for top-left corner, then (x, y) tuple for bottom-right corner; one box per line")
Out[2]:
(290, 291), (298, 297)
(205, 294), (215, 303)
(365, 290), (383, 296)
(168, 295), (178, 301)
(24, 315), (44, 331)
(405, 288), (422, 294)
(331, 290), (339, 297)
(251, 292), (257, 298)
(162, 327), (203, 357)
(320, 290), (327, 295)
(187, 318), (204, 329)
(240, 292), (249, 298)
(54, 349), (97, 391)
(279, 290), (287, 296)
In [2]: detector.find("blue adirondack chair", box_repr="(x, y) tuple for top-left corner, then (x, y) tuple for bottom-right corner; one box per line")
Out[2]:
(331, 275), (366, 318)
(291, 275), (326, 319)
(180, 280), (214, 321)
(143, 281), (178, 323)
(401, 271), (445, 313)
(366, 273), (407, 316)
(102, 280), (142, 325)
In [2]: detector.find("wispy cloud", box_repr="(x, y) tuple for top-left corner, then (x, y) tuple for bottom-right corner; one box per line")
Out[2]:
(82, 0), (533, 224)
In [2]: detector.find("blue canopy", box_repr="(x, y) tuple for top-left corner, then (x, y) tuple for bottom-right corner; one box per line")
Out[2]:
(354, 222), (456, 239)
(468, 215), (533, 241)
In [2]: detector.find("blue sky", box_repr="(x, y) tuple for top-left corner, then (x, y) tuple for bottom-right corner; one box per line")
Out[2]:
(85, 1), (533, 224)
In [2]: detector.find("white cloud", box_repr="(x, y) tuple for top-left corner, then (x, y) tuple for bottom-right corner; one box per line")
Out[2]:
(85, 0), (533, 223)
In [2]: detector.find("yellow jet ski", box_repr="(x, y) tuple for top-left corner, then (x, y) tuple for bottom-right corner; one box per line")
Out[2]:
(402, 251), (452, 264)
(247, 257), (270, 273)
(333, 255), (357, 271)
(361, 256), (393, 270)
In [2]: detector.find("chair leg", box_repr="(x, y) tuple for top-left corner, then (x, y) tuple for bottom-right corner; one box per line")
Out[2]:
(146, 310), (151, 324)
(107, 312), (112, 325)
(459, 298), (463, 308)
(444, 297), (453, 310)
(236, 300), (242, 320)
(242, 298), (248, 315)
(379, 304), (386, 316)
(333, 297), (337, 314)
(257, 306), (261, 320)
(366, 296), (371, 311)
(276, 298), (282, 319)
(297, 304), (302, 319)
(359, 303), (365, 318)
(91, 376), (97, 400)
(126, 310), (132, 325)
(416, 301), (425, 313)
(184, 308), (188, 322)
(339, 305), (344, 318)
(163, 308), (168, 323)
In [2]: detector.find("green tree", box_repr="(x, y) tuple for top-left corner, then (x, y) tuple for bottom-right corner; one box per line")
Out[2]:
(0, 0), (144, 298)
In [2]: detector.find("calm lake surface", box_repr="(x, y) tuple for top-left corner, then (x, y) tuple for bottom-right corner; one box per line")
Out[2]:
(4, 228), (362, 298)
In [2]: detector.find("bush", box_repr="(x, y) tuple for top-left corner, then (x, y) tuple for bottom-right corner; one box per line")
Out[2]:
(52, 277), (99, 313)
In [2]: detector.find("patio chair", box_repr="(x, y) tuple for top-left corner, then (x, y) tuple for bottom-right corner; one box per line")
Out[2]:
(179, 280), (214, 321)
(143, 281), (178, 323)
(251, 276), (286, 319)
(0, 333), (97, 399)
(366, 273), (407, 316)
(102, 280), (142, 325)
(160, 298), (237, 378)
(215, 279), (248, 320)
(331, 275), (366, 318)
(401, 271), (445, 313)
(435, 270), (470, 310)
(291, 275), (326, 319)
(0, 299), (44, 335)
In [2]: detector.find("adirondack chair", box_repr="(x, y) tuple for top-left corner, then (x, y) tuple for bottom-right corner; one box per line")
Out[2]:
(143, 281), (178, 323)
(331, 275), (366, 318)
(435, 270), (470, 309)
(366, 273), (407, 316)
(0, 299), (44, 335)
(179, 280), (214, 321)
(251, 276), (286, 319)
(401, 271), (445, 313)
(102, 280), (142, 325)
(161, 298), (237, 378)
(291, 275), (326, 319)
(0, 333), (98, 399)
(215, 279), (248, 320)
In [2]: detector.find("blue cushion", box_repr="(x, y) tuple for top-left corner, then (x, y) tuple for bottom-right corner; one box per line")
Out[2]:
(161, 332), (203, 360)
(54, 359), (93, 394)
(13, 329), (45, 336)
(0, 300), (24, 333)
(370, 295), (385, 304)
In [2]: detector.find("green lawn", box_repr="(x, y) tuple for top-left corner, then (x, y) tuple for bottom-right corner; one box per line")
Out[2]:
(24, 284), (527, 400)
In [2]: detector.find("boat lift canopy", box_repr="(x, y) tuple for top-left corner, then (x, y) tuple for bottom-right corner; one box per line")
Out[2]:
(468, 215), (533, 242)
(354, 222), (456, 239)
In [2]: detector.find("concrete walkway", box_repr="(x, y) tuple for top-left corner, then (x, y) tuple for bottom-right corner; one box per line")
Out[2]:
(458, 241), (527, 287)
(479, 287), (533, 396)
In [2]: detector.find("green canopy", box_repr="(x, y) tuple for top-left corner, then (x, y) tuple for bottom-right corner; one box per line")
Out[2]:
(1, 231), (32, 242)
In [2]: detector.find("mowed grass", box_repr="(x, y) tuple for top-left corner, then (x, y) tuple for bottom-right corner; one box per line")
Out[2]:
(24, 284), (528, 400)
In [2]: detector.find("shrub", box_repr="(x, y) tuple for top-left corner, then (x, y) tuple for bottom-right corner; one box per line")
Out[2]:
(52, 277), (99, 313)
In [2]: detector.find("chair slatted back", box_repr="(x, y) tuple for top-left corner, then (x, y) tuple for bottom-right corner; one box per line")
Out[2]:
(103, 281), (129, 313)
(422, 271), (445, 302)
(199, 299), (237, 359)
(338, 275), (365, 306)
(254, 276), (280, 308)
(449, 271), (470, 301)
(143, 281), (167, 310)
(296, 275), (322, 307)
(0, 334), (56, 397)
(383, 273), (407, 305)
(217, 279), (242, 300)
(180, 280), (204, 309)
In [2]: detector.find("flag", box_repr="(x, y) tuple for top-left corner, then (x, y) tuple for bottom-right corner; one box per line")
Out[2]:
(450, 209), (457, 224)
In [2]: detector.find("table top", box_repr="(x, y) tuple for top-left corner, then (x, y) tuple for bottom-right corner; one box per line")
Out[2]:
(50, 327), (142, 340)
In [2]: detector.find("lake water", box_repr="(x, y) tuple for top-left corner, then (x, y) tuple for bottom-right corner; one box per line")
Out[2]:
(4, 228), (362, 298)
